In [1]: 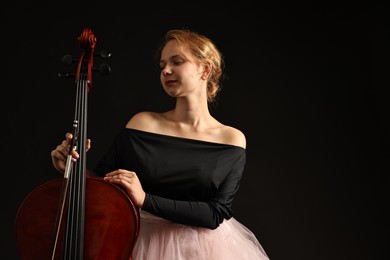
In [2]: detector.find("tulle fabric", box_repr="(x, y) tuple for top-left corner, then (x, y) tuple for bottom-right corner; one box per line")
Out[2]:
(132, 210), (269, 260)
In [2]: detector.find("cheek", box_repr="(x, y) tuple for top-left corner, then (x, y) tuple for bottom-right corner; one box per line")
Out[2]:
(159, 73), (164, 84)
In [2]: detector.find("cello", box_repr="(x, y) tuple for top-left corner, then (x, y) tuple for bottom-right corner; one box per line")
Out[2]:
(15, 28), (140, 260)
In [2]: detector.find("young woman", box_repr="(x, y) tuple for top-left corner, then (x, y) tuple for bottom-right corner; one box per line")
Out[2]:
(51, 28), (269, 259)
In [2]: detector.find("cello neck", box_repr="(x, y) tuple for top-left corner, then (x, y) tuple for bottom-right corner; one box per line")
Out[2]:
(57, 28), (96, 259)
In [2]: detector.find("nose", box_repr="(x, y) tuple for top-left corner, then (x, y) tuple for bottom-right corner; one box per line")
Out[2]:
(161, 65), (172, 76)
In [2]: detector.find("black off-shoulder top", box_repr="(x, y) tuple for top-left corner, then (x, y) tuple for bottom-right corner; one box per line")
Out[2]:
(94, 128), (246, 229)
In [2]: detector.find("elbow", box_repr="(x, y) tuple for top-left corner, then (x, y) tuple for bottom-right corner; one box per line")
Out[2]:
(204, 209), (231, 230)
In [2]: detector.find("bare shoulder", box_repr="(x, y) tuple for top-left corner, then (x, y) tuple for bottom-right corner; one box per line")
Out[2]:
(220, 125), (247, 149)
(125, 112), (246, 149)
(125, 111), (161, 131)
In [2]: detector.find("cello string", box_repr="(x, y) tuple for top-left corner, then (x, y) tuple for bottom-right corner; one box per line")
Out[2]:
(77, 67), (88, 259)
(74, 57), (88, 260)
(64, 77), (80, 259)
(64, 56), (87, 259)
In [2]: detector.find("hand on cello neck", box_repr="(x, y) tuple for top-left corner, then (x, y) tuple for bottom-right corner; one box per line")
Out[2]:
(50, 132), (91, 173)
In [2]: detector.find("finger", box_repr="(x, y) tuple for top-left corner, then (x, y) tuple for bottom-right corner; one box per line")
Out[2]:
(105, 169), (124, 177)
(86, 139), (91, 151)
(106, 175), (133, 186)
(111, 173), (137, 185)
(65, 132), (73, 140)
(56, 143), (68, 158)
(51, 149), (66, 162)
(59, 141), (74, 157)
(106, 170), (136, 178)
(71, 149), (80, 159)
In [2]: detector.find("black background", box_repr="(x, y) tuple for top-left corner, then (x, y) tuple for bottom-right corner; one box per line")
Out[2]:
(1, 2), (389, 260)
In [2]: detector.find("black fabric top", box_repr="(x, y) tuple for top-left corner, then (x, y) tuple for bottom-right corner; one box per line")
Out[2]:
(94, 128), (246, 229)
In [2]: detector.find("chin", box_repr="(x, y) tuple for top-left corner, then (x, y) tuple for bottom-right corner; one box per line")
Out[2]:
(164, 89), (180, 98)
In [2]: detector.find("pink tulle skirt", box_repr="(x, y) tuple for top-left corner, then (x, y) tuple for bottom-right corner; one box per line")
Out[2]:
(132, 210), (269, 260)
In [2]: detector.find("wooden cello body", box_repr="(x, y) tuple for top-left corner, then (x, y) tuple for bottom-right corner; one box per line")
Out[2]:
(15, 177), (139, 259)
(15, 28), (140, 260)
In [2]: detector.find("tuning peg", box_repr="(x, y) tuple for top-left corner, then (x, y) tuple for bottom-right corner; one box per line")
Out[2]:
(95, 50), (111, 59)
(61, 54), (78, 66)
(94, 63), (111, 75)
(58, 72), (75, 78)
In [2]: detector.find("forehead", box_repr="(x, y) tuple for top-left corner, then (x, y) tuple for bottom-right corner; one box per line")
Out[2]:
(160, 40), (192, 60)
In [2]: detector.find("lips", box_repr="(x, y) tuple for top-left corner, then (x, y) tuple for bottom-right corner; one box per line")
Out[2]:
(165, 79), (177, 85)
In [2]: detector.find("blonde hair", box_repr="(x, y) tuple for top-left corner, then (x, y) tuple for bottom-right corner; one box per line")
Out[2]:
(156, 29), (225, 103)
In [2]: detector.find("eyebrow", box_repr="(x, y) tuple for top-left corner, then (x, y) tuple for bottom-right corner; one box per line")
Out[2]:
(160, 54), (183, 63)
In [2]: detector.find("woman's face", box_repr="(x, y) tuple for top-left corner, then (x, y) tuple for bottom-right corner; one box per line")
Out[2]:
(159, 40), (205, 99)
